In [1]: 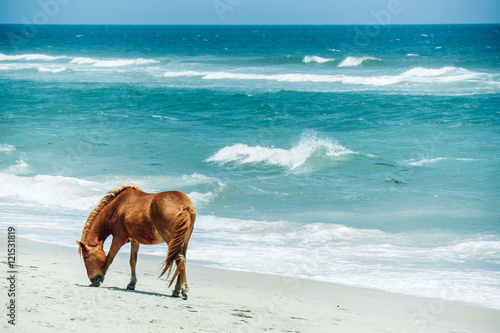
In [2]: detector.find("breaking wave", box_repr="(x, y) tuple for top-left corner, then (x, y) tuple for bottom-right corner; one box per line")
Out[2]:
(338, 56), (381, 67)
(163, 66), (485, 87)
(303, 55), (336, 64)
(0, 53), (159, 68)
(206, 132), (358, 170)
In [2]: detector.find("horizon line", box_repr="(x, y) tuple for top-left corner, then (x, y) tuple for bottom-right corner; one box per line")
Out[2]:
(1, 23), (499, 27)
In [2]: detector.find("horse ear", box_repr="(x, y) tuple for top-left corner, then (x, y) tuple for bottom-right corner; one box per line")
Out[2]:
(77, 241), (87, 252)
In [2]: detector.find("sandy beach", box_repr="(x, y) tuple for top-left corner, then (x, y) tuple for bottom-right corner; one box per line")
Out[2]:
(1, 234), (499, 333)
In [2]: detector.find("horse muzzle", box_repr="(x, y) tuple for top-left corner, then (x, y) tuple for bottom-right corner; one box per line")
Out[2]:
(90, 274), (104, 287)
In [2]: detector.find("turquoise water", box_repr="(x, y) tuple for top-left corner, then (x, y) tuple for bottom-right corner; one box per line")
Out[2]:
(1, 25), (499, 309)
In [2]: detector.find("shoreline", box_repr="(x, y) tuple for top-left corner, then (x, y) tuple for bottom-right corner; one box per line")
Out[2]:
(1, 234), (499, 332)
(9, 233), (498, 311)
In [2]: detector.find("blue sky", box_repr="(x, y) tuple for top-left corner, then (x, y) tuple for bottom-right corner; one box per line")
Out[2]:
(0, 0), (499, 25)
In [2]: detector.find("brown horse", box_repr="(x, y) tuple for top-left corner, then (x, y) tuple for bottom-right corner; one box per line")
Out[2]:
(77, 185), (196, 299)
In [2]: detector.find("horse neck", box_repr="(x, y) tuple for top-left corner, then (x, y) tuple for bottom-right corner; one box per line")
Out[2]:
(86, 204), (115, 246)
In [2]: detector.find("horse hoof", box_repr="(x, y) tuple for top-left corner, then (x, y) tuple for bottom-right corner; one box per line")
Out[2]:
(172, 290), (180, 298)
(182, 293), (188, 300)
(126, 284), (135, 290)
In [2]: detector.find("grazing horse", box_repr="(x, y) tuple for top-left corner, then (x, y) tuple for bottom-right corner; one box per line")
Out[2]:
(77, 185), (196, 299)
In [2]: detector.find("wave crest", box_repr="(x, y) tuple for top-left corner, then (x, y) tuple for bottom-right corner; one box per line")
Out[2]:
(338, 56), (381, 67)
(206, 133), (356, 170)
(403, 66), (458, 77)
(303, 56), (336, 64)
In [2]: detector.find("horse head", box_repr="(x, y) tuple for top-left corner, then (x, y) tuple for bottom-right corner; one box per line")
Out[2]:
(77, 241), (107, 287)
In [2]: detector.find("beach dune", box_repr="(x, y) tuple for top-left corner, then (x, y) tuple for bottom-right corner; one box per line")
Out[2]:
(1, 235), (499, 333)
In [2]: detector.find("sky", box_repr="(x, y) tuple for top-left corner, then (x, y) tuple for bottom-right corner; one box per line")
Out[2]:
(0, 0), (499, 25)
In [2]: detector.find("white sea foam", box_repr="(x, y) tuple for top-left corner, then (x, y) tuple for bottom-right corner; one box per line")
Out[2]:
(207, 143), (291, 167)
(186, 175), (226, 206)
(69, 57), (97, 65)
(0, 143), (16, 153)
(407, 157), (478, 166)
(403, 66), (456, 77)
(176, 71), (344, 83)
(0, 53), (65, 61)
(70, 57), (159, 67)
(408, 157), (446, 166)
(188, 191), (217, 206)
(203, 72), (275, 81)
(163, 70), (203, 78)
(338, 56), (381, 67)
(195, 215), (292, 233)
(162, 66), (485, 88)
(5, 159), (30, 174)
(400, 67), (484, 85)
(93, 58), (159, 67)
(37, 66), (68, 73)
(206, 132), (356, 170)
(152, 115), (180, 121)
(188, 215), (500, 310)
(303, 55), (335, 64)
(0, 173), (104, 210)
(0, 64), (15, 71)
(0, 171), (224, 211)
(448, 241), (500, 260)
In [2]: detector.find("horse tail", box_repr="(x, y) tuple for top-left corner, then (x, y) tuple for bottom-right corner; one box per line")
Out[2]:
(160, 206), (194, 286)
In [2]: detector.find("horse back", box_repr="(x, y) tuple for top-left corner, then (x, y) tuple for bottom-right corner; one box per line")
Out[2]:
(152, 191), (196, 217)
(111, 189), (195, 245)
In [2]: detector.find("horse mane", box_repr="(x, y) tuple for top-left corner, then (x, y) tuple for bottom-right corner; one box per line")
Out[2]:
(80, 185), (141, 247)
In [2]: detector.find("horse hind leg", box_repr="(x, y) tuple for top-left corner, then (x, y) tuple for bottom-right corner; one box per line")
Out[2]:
(172, 254), (188, 300)
(127, 241), (139, 290)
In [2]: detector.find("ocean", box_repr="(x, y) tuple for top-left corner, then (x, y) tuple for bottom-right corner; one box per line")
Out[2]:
(0, 24), (499, 310)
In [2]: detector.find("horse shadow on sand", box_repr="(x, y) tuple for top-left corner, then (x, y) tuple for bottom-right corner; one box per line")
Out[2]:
(76, 284), (173, 298)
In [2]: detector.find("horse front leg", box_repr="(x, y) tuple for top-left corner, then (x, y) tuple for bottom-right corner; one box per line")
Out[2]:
(127, 241), (139, 290)
(103, 236), (127, 283)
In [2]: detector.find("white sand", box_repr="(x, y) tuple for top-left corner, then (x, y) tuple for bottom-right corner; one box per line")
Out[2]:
(1, 234), (499, 332)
